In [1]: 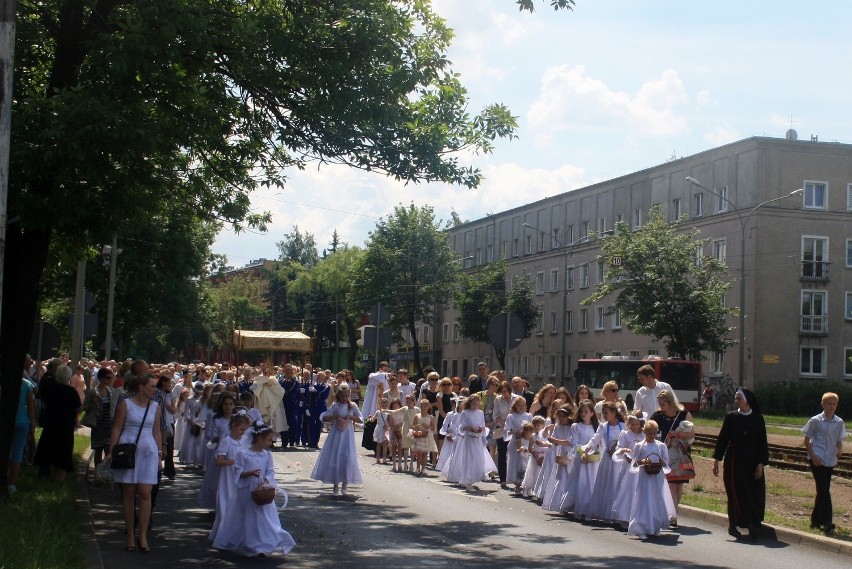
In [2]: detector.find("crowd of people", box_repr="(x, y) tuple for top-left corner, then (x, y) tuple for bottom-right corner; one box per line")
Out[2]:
(10, 355), (846, 559)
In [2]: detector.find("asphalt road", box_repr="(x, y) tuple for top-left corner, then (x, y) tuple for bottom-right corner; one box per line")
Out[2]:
(87, 432), (850, 569)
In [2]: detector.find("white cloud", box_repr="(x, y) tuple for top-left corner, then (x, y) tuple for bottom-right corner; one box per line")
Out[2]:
(527, 65), (690, 138)
(703, 125), (741, 147)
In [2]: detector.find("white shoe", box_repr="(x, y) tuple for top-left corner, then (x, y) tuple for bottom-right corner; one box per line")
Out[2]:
(332, 485), (339, 496)
(341, 483), (348, 495)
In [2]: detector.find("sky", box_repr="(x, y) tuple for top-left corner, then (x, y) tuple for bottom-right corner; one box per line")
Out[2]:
(213, 0), (852, 268)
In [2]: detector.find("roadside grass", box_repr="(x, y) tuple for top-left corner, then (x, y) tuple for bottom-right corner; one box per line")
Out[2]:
(0, 431), (89, 569)
(681, 490), (725, 514)
(766, 481), (811, 498)
(692, 412), (852, 438)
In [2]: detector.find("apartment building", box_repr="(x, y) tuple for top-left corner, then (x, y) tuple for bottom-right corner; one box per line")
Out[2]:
(392, 136), (852, 391)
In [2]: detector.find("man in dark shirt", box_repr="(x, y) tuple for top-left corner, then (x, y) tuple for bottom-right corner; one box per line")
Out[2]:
(468, 362), (489, 394)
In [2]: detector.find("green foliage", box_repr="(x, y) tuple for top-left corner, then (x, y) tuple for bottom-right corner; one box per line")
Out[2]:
(455, 261), (541, 368)
(516, 0), (576, 12)
(208, 273), (267, 346)
(352, 204), (458, 375)
(755, 382), (852, 418)
(277, 226), (320, 269)
(583, 208), (736, 359)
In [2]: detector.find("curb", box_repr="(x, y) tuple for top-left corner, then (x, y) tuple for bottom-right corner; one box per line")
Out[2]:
(75, 447), (104, 569)
(680, 504), (852, 555)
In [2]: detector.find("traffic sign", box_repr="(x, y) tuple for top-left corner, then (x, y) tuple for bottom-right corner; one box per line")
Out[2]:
(487, 312), (525, 351)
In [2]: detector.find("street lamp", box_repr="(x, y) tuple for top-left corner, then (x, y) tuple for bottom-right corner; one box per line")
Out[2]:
(686, 176), (803, 386)
(101, 236), (122, 360)
(522, 223), (610, 385)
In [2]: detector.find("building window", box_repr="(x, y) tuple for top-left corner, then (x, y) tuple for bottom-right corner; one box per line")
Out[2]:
(710, 352), (723, 374)
(563, 354), (572, 377)
(582, 221), (589, 237)
(565, 309), (573, 333)
(847, 238), (852, 268)
(616, 213), (624, 226)
(552, 228), (560, 249)
(567, 224), (574, 244)
(536, 355), (543, 376)
(801, 290), (827, 333)
(695, 245), (704, 267)
(442, 323), (449, 343)
(452, 322), (459, 342)
(693, 193), (703, 218)
(565, 266), (575, 290)
(538, 232), (545, 252)
(595, 306), (606, 330)
(475, 248), (482, 265)
(629, 350), (640, 358)
(579, 308), (588, 332)
(715, 187), (729, 213)
(803, 181), (827, 209)
(845, 348), (852, 377)
(648, 349), (659, 357)
(535, 314), (543, 335)
(501, 242), (507, 259)
(802, 236), (829, 279)
(847, 183), (852, 211)
(422, 325), (429, 343)
(580, 264), (590, 288)
(535, 271), (545, 295)
(597, 260), (605, 283)
(549, 355), (557, 377)
(526, 235), (533, 255)
(846, 292), (852, 320)
(522, 356), (529, 375)
(612, 309), (622, 329)
(550, 311), (558, 334)
(549, 269), (559, 292)
(487, 244), (494, 262)
(597, 217), (607, 234)
(512, 238), (519, 257)
(800, 347), (825, 376)
(632, 208), (642, 230)
(713, 239), (727, 263)
(671, 198), (681, 221)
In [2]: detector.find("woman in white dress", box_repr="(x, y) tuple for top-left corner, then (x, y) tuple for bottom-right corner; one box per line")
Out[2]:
(311, 385), (363, 495)
(107, 373), (162, 552)
(441, 396), (497, 491)
(213, 423), (296, 557)
(628, 420), (672, 539)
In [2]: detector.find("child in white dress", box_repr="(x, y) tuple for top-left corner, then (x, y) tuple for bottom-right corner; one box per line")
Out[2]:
(212, 423), (296, 557)
(521, 416), (549, 497)
(504, 397), (532, 492)
(610, 412), (646, 526)
(199, 392), (237, 509)
(388, 394), (419, 473)
(238, 392), (263, 448)
(558, 400), (599, 515)
(209, 412), (251, 542)
(411, 399), (438, 477)
(436, 399), (461, 472)
(386, 400), (405, 472)
(441, 396), (497, 492)
(541, 406), (573, 509)
(583, 401), (625, 521)
(372, 399), (390, 464)
(311, 385), (364, 496)
(179, 384), (205, 467)
(628, 420), (671, 539)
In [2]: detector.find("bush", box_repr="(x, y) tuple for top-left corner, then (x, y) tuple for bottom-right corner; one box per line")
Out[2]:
(755, 381), (852, 418)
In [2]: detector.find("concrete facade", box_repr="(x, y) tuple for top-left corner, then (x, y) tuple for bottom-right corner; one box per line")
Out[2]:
(392, 137), (852, 391)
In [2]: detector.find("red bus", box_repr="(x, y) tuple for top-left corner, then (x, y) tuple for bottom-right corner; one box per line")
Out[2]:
(574, 357), (702, 412)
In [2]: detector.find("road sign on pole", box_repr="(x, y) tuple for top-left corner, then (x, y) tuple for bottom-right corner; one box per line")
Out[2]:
(487, 312), (524, 351)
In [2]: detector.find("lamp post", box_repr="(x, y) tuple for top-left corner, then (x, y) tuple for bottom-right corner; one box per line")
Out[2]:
(686, 176), (803, 386)
(101, 236), (121, 360)
(522, 223), (609, 385)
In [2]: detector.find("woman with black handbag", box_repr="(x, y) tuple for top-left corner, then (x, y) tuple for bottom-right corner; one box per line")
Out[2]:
(107, 371), (162, 553)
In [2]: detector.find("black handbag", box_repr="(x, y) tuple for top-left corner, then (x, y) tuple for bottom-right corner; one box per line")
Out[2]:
(111, 401), (150, 470)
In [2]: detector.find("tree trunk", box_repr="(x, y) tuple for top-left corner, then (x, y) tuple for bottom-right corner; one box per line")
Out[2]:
(0, 224), (52, 500)
(344, 317), (358, 371)
(408, 317), (423, 379)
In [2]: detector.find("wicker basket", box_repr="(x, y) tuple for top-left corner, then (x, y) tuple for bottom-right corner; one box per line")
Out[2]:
(555, 455), (570, 466)
(251, 484), (276, 506)
(639, 453), (663, 475)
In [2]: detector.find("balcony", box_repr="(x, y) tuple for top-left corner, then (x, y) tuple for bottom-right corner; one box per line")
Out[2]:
(800, 315), (828, 335)
(801, 261), (830, 282)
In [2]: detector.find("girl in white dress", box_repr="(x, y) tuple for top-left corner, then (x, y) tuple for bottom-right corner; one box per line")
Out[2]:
(610, 411), (646, 526)
(372, 398), (390, 464)
(558, 400), (599, 515)
(194, 384), (215, 470)
(582, 401), (625, 521)
(628, 420), (672, 539)
(386, 399), (405, 471)
(411, 398), (438, 477)
(388, 394), (419, 472)
(441, 397), (497, 491)
(179, 383), (205, 467)
(542, 406), (574, 510)
(521, 416), (549, 497)
(173, 388), (190, 450)
(311, 385), (364, 496)
(238, 392), (263, 448)
(504, 397), (532, 492)
(435, 399), (461, 472)
(209, 412), (251, 542)
(212, 423), (296, 557)
(199, 392), (237, 508)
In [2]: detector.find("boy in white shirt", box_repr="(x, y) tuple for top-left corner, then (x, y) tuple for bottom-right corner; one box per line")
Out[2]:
(802, 392), (846, 536)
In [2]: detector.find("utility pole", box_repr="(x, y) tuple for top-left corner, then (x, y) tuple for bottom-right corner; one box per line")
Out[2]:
(0, 0), (16, 330)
